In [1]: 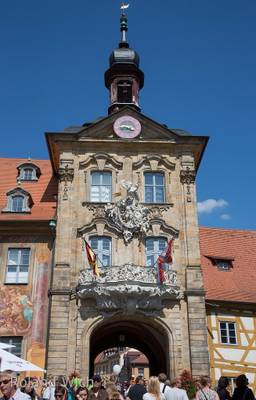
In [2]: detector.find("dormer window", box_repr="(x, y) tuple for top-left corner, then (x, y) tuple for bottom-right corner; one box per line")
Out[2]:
(206, 255), (234, 271)
(216, 259), (232, 271)
(2, 188), (32, 213)
(23, 168), (33, 180)
(11, 195), (25, 212)
(17, 162), (41, 181)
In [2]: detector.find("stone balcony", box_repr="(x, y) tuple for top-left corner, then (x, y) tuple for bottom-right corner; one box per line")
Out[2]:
(76, 263), (183, 317)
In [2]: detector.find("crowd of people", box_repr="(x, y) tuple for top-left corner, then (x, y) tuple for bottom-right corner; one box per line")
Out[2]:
(0, 370), (255, 400)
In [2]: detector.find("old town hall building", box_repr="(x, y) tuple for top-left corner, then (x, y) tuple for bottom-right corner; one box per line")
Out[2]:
(0, 12), (256, 391)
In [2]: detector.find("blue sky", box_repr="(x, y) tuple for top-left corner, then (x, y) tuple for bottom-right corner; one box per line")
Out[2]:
(1, 0), (256, 229)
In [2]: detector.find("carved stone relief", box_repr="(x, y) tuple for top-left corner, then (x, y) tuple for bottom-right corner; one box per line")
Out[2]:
(180, 167), (195, 203)
(58, 163), (74, 201)
(77, 263), (183, 318)
(105, 180), (150, 243)
(80, 180), (177, 241)
(133, 155), (175, 171)
(79, 152), (123, 170)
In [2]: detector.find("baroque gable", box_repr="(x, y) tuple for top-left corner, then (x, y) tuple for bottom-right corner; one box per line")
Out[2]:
(77, 107), (180, 142)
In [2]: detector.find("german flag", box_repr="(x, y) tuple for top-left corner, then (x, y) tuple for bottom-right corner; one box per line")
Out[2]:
(84, 240), (100, 277)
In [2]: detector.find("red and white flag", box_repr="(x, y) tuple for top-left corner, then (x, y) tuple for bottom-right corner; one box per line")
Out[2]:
(157, 239), (174, 284)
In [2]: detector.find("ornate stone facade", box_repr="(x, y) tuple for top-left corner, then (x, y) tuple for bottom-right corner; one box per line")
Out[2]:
(45, 105), (209, 379)
(77, 263), (183, 317)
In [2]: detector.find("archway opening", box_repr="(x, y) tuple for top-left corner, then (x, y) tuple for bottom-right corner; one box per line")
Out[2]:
(89, 317), (169, 378)
(94, 347), (150, 381)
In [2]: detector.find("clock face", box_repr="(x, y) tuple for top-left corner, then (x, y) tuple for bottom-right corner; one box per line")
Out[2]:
(113, 116), (141, 139)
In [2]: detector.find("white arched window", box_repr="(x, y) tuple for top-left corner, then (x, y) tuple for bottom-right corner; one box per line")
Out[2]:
(2, 188), (32, 213)
(17, 162), (40, 181)
(90, 236), (112, 267)
(11, 195), (24, 212)
(23, 168), (33, 180)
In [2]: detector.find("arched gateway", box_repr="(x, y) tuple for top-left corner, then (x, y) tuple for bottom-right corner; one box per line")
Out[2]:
(77, 264), (181, 379)
(89, 316), (170, 377)
(46, 10), (210, 380)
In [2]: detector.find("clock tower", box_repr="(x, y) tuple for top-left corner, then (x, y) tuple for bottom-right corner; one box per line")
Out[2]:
(105, 11), (144, 114)
(45, 8), (210, 380)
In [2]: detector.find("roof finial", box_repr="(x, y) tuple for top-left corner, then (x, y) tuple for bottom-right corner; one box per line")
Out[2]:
(119, 3), (129, 48)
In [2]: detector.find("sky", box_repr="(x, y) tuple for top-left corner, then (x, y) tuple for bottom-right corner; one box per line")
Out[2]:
(1, 0), (256, 229)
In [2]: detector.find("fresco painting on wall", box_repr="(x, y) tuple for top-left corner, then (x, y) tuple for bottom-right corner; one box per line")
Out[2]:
(0, 283), (33, 335)
(27, 263), (49, 373)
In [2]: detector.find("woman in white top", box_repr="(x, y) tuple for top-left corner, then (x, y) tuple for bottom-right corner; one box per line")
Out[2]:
(143, 377), (165, 400)
(196, 376), (219, 400)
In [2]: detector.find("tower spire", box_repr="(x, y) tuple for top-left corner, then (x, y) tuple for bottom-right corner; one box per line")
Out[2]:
(104, 5), (144, 114)
(120, 4), (129, 47)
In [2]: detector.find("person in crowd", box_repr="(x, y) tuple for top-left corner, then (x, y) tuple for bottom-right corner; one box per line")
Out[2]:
(195, 376), (219, 400)
(231, 374), (254, 400)
(105, 382), (118, 399)
(164, 378), (188, 400)
(75, 387), (89, 400)
(126, 376), (146, 400)
(105, 382), (123, 400)
(216, 377), (231, 400)
(108, 394), (122, 400)
(67, 371), (81, 400)
(124, 377), (135, 399)
(54, 387), (67, 400)
(158, 373), (171, 397)
(42, 375), (55, 400)
(88, 375), (107, 400)
(0, 371), (31, 400)
(143, 376), (165, 400)
(20, 377), (42, 400)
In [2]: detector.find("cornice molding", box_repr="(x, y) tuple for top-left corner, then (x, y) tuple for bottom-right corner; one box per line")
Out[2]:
(133, 154), (176, 170)
(79, 152), (123, 170)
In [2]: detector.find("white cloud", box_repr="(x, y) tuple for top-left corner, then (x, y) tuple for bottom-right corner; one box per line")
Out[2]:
(220, 213), (231, 220)
(197, 198), (228, 214)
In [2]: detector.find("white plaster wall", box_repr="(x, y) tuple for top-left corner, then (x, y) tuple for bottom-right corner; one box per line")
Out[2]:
(217, 348), (244, 361)
(211, 314), (216, 328)
(240, 333), (248, 346)
(244, 350), (256, 363)
(241, 317), (254, 331)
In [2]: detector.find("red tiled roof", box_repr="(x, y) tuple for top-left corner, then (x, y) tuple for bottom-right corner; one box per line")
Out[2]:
(130, 354), (149, 364)
(0, 158), (57, 221)
(94, 352), (104, 364)
(200, 227), (256, 304)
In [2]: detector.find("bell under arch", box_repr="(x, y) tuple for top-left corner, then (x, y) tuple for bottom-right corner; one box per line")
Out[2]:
(84, 315), (175, 378)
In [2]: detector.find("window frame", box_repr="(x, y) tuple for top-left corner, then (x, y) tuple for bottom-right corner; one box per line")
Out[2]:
(216, 259), (232, 271)
(90, 171), (112, 203)
(89, 236), (112, 267)
(144, 171), (165, 203)
(2, 188), (32, 213)
(17, 163), (40, 181)
(5, 248), (31, 284)
(145, 237), (168, 267)
(0, 337), (23, 357)
(10, 195), (25, 212)
(219, 321), (237, 345)
(117, 80), (133, 104)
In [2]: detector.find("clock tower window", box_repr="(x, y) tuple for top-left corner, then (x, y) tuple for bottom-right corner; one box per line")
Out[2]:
(117, 81), (132, 103)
